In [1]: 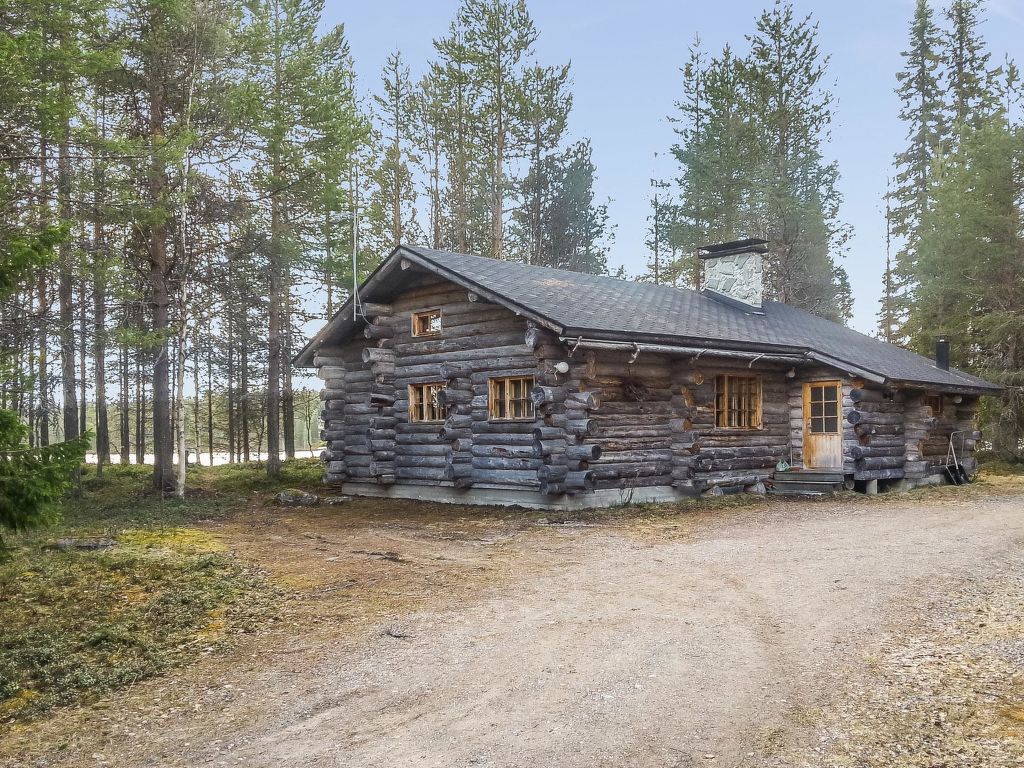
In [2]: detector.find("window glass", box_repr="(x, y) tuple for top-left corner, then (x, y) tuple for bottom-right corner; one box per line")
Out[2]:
(409, 382), (444, 422)
(488, 376), (535, 421)
(411, 309), (442, 337)
(715, 375), (762, 429)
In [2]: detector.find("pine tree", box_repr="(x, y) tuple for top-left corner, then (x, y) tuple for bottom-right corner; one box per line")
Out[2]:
(745, 1), (851, 320)
(515, 62), (571, 265)
(662, 2), (850, 320)
(512, 140), (611, 274)
(242, 0), (364, 477)
(369, 51), (422, 251)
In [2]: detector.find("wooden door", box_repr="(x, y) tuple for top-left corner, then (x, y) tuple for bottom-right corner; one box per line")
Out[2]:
(803, 381), (843, 469)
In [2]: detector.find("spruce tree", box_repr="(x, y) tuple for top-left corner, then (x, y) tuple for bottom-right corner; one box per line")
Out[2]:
(888, 0), (945, 342)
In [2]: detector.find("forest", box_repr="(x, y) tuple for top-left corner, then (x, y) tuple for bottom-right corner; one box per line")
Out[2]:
(0, 0), (1021, 520)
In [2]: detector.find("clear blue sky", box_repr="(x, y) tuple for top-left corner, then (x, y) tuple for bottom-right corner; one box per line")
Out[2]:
(323, 0), (1022, 334)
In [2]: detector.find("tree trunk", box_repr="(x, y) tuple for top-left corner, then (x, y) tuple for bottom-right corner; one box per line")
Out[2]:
(93, 230), (109, 472)
(148, 71), (173, 493)
(37, 138), (50, 447)
(118, 337), (129, 464)
(57, 120), (79, 442)
(206, 339), (214, 466)
(282, 267), (295, 460)
(78, 278), (88, 438)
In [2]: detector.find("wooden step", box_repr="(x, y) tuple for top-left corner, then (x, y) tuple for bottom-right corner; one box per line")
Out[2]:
(770, 479), (841, 494)
(767, 488), (829, 497)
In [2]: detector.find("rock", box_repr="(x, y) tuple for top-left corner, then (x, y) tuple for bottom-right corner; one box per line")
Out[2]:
(321, 495), (351, 506)
(275, 489), (319, 507)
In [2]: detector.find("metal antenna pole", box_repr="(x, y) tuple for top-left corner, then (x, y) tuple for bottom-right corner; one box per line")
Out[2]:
(351, 163), (362, 321)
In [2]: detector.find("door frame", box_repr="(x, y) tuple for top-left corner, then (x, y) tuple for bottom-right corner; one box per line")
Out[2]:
(802, 380), (844, 469)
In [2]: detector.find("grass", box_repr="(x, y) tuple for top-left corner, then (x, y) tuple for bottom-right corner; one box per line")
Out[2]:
(0, 460), (322, 724)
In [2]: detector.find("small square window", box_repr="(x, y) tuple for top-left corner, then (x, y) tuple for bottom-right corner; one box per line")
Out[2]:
(488, 376), (536, 421)
(412, 308), (442, 337)
(409, 382), (444, 422)
(925, 394), (943, 416)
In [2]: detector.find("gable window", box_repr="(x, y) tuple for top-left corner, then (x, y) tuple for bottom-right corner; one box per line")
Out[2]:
(411, 308), (442, 337)
(488, 376), (535, 421)
(409, 382), (444, 422)
(925, 393), (943, 416)
(715, 374), (762, 429)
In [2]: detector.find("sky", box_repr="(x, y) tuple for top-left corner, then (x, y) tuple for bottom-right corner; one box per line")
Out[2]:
(322, 0), (1022, 335)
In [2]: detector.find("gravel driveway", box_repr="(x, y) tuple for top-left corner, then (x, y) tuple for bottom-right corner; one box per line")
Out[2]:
(6, 482), (1024, 767)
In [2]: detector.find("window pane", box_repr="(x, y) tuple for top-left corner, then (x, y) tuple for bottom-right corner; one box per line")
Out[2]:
(811, 402), (823, 418)
(824, 401), (838, 418)
(824, 416), (839, 433)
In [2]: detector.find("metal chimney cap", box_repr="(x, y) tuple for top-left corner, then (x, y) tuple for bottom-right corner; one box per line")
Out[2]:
(697, 238), (769, 259)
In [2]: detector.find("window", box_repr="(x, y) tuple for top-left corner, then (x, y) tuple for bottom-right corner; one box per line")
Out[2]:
(488, 376), (535, 421)
(924, 393), (943, 416)
(411, 308), (442, 337)
(409, 382), (444, 422)
(807, 383), (840, 434)
(715, 375), (762, 429)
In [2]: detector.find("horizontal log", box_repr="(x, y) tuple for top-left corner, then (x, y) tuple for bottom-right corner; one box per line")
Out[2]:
(532, 426), (565, 441)
(439, 361), (474, 379)
(469, 469), (540, 487)
(565, 444), (602, 461)
(538, 464), (569, 482)
(472, 457), (542, 471)
(854, 456), (907, 470)
(395, 467), (445, 481)
(849, 445), (906, 460)
(436, 388), (472, 407)
(363, 323), (394, 340)
(530, 386), (566, 406)
(361, 302), (393, 317)
(853, 468), (905, 480)
(565, 470), (595, 491)
(534, 439), (567, 457)
(693, 457), (777, 472)
(470, 444), (536, 459)
(847, 410), (903, 426)
(566, 391), (600, 410)
(362, 347), (396, 364)
(849, 387), (895, 403)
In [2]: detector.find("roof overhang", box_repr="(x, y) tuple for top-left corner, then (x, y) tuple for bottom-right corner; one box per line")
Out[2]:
(293, 245), (565, 367)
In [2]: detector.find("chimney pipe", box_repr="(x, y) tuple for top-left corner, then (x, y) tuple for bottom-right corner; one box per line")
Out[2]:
(935, 337), (950, 371)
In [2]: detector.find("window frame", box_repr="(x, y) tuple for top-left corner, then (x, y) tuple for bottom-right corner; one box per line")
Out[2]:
(488, 376), (536, 422)
(411, 307), (443, 338)
(408, 381), (445, 423)
(714, 374), (763, 430)
(924, 393), (944, 416)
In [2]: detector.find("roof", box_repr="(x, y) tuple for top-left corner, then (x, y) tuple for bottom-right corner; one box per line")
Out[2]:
(295, 245), (1001, 394)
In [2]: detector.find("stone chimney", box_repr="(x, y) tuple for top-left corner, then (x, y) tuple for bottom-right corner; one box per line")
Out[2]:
(698, 238), (768, 312)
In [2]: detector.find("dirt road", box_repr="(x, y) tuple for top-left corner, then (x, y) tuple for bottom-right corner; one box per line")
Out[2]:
(6, 481), (1024, 767)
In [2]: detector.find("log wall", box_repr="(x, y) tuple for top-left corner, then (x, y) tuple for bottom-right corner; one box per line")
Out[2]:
(316, 274), (542, 490)
(903, 392), (981, 480)
(313, 270), (984, 498)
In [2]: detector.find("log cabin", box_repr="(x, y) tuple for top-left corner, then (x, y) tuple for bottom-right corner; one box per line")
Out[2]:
(294, 240), (1000, 509)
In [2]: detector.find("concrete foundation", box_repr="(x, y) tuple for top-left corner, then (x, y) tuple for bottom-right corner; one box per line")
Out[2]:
(338, 482), (697, 510)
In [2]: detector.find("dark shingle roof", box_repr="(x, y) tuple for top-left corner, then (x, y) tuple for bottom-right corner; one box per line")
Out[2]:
(297, 245), (999, 393)
(404, 247), (997, 392)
